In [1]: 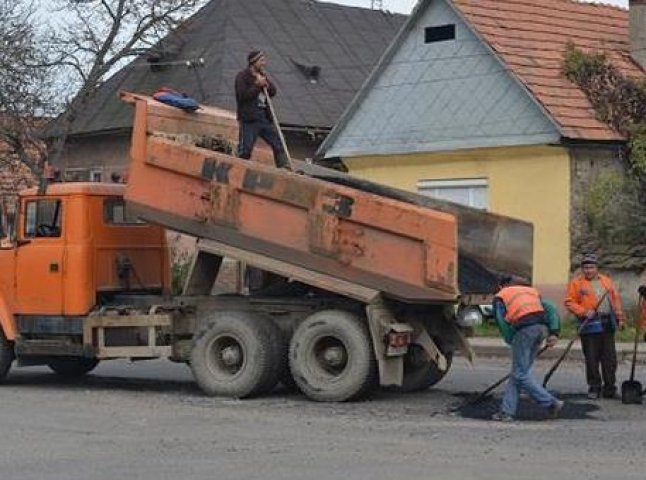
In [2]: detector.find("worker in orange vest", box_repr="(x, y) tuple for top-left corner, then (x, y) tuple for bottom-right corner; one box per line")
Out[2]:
(564, 253), (625, 399)
(491, 276), (563, 422)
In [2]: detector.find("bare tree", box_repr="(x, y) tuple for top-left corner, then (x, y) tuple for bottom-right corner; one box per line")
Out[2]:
(42, 0), (205, 167)
(0, 0), (52, 179)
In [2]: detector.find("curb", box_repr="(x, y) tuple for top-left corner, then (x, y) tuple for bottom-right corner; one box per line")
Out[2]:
(467, 339), (646, 365)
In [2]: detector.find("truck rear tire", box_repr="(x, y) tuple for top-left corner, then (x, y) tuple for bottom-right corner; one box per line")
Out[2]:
(0, 330), (14, 381)
(48, 357), (99, 378)
(289, 310), (377, 402)
(396, 344), (453, 393)
(190, 311), (280, 398)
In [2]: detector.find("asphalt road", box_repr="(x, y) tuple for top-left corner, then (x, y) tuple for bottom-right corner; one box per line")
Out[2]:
(1, 357), (645, 480)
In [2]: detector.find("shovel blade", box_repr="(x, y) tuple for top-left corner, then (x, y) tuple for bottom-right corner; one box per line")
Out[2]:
(621, 380), (643, 404)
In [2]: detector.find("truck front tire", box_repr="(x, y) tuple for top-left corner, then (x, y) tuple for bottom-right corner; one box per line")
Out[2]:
(190, 311), (281, 398)
(289, 310), (377, 402)
(0, 330), (14, 381)
(48, 357), (99, 378)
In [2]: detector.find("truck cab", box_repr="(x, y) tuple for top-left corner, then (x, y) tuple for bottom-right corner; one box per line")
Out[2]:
(0, 183), (169, 357)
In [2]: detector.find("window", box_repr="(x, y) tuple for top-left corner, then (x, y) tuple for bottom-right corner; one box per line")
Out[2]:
(90, 169), (103, 182)
(424, 24), (456, 44)
(417, 178), (488, 210)
(104, 198), (146, 225)
(24, 199), (63, 238)
(64, 168), (89, 182)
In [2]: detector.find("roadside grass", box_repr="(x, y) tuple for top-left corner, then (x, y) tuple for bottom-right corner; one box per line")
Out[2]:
(473, 316), (641, 342)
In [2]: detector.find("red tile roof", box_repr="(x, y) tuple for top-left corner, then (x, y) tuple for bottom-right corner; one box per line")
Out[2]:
(453, 0), (644, 141)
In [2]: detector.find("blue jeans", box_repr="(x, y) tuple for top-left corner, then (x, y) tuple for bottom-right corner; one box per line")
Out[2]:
(501, 324), (557, 416)
(237, 118), (287, 167)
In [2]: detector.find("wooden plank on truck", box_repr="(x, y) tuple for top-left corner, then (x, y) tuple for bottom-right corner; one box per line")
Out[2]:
(83, 313), (172, 359)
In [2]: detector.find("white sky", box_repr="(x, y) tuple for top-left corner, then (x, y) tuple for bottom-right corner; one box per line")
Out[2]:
(326, 0), (627, 14)
(37, 0), (630, 16)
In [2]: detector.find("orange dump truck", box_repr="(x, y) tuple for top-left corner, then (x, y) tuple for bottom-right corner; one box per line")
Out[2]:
(0, 92), (532, 401)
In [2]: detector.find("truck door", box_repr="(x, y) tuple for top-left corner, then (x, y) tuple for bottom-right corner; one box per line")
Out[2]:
(15, 198), (65, 314)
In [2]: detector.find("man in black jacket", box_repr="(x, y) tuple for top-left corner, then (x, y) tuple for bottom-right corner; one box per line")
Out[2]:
(234, 50), (289, 168)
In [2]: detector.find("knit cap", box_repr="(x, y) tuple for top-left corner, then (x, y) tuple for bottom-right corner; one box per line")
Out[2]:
(247, 50), (265, 65)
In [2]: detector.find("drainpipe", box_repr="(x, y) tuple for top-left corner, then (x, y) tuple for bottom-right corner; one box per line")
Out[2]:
(630, 0), (646, 70)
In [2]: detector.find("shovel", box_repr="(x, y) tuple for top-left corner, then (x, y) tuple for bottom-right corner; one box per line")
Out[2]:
(263, 86), (294, 171)
(464, 344), (550, 407)
(621, 296), (643, 404)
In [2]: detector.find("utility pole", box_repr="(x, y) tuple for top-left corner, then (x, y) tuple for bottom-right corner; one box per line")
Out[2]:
(371, 0), (384, 9)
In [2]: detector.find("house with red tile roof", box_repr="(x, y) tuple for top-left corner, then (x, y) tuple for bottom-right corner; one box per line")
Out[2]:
(317, 0), (646, 302)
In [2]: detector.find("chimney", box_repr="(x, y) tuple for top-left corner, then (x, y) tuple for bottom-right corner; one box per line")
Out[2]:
(630, 0), (646, 70)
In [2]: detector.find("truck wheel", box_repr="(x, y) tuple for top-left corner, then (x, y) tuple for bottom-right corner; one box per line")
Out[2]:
(190, 311), (280, 398)
(289, 310), (377, 402)
(0, 330), (14, 381)
(48, 357), (99, 377)
(396, 344), (453, 393)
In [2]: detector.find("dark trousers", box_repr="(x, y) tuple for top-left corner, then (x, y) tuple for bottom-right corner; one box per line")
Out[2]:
(580, 331), (617, 393)
(237, 118), (288, 168)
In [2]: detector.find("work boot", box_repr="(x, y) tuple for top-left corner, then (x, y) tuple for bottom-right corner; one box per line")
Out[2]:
(547, 399), (564, 419)
(602, 386), (618, 399)
(274, 152), (291, 170)
(491, 411), (514, 422)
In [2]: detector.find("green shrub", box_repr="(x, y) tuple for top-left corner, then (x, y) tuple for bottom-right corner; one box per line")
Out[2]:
(584, 173), (646, 245)
(563, 43), (646, 177)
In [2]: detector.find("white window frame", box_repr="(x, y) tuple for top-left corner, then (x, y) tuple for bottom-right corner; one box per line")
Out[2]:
(417, 178), (489, 210)
(90, 169), (103, 183)
(64, 168), (89, 182)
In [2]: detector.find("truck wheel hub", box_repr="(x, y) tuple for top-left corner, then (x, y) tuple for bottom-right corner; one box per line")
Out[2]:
(322, 346), (346, 367)
(313, 336), (348, 374)
(221, 345), (242, 367)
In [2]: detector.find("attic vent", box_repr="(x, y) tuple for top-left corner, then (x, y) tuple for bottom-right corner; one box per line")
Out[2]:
(424, 24), (456, 43)
(291, 58), (321, 84)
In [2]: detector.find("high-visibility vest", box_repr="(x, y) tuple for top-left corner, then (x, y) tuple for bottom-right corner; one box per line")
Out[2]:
(496, 286), (544, 324)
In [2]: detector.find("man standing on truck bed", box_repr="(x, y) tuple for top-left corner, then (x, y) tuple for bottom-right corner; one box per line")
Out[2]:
(491, 276), (563, 421)
(235, 50), (289, 169)
(565, 254), (625, 399)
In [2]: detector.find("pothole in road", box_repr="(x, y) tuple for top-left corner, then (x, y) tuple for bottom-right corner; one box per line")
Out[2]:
(449, 393), (600, 421)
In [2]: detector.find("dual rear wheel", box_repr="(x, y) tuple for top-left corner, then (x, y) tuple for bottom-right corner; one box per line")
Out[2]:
(190, 309), (378, 401)
(189, 309), (451, 401)
(190, 311), (283, 398)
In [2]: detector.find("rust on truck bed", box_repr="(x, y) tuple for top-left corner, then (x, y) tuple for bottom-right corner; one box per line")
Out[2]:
(121, 92), (458, 303)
